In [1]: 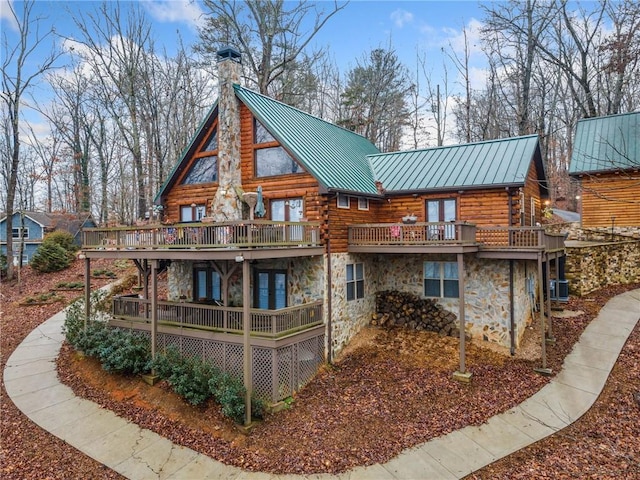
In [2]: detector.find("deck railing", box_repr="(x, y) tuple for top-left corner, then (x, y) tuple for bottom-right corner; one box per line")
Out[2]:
(112, 295), (323, 338)
(83, 220), (320, 250)
(348, 223), (565, 251)
(475, 227), (566, 250)
(349, 222), (477, 246)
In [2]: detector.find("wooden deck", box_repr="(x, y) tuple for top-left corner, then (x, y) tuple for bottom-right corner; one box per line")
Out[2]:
(83, 220), (320, 250)
(112, 296), (323, 339)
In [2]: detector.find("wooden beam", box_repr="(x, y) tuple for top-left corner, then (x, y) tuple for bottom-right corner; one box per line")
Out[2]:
(242, 258), (252, 425)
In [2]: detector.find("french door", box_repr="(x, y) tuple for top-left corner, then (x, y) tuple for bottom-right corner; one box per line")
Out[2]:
(254, 269), (287, 309)
(426, 199), (457, 240)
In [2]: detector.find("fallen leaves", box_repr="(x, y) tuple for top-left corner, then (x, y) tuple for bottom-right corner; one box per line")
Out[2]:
(3, 261), (639, 478)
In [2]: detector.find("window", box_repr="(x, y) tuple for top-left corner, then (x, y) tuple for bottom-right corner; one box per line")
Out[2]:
(520, 191), (525, 226)
(254, 119), (275, 144)
(358, 197), (369, 210)
(337, 194), (350, 209)
(194, 267), (221, 303)
(254, 119), (303, 178)
(426, 199), (456, 239)
(426, 199), (456, 222)
(12, 227), (29, 239)
(424, 261), (459, 298)
(182, 155), (218, 184)
(180, 204), (206, 222)
(346, 263), (364, 301)
(181, 125), (218, 185)
(271, 198), (303, 221)
(256, 147), (303, 177)
(254, 269), (287, 309)
(202, 128), (218, 152)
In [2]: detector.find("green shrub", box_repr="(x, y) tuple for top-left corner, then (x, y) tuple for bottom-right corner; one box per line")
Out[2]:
(97, 329), (151, 375)
(211, 373), (247, 423)
(151, 348), (217, 406)
(63, 292), (107, 346)
(30, 242), (72, 272)
(63, 291), (151, 375)
(44, 230), (79, 253)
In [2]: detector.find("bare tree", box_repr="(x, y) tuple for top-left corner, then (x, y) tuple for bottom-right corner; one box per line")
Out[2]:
(1, 0), (61, 279)
(446, 24), (473, 143)
(70, 2), (154, 221)
(481, 0), (556, 135)
(197, 0), (346, 98)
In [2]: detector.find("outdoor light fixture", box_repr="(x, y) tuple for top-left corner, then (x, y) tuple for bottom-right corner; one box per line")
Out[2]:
(235, 255), (244, 263)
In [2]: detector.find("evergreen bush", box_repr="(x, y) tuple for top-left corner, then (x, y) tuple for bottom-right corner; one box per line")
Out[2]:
(30, 242), (72, 272)
(44, 230), (79, 253)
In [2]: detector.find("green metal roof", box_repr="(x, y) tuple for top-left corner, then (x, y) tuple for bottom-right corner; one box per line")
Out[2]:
(369, 135), (543, 192)
(569, 111), (639, 175)
(234, 85), (381, 194)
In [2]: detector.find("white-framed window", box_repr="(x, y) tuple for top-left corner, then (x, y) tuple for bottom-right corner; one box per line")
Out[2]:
(12, 227), (29, 239)
(424, 261), (459, 298)
(346, 262), (364, 301)
(180, 204), (206, 222)
(337, 193), (350, 209)
(358, 197), (369, 210)
(520, 191), (525, 226)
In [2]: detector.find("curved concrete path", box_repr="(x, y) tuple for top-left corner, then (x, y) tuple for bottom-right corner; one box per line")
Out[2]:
(5, 289), (640, 479)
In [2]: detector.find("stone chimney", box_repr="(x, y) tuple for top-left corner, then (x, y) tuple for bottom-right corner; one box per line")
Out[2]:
(211, 47), (243, 221)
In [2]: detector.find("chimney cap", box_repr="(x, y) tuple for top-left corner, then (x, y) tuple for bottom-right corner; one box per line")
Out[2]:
(217, 46), (242, 63)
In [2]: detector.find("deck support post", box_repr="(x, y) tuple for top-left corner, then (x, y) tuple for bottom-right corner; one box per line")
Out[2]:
(535, 252), (552, 375)
(545, 255), (555, 343)
(84, 256), (91, 330)
(150, 260), (158, 361)
(242, 257), (252, 425)
(453, 253), (472, 383)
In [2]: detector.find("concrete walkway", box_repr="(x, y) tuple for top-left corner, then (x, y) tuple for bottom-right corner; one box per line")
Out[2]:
(5, 289), (640, 479)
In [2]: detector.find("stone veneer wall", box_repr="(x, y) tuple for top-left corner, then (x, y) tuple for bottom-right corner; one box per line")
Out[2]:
(167, 257), (325, 307)
(328, 253), (538, 355)
(168, 261), (194, 301)
(329, 253), (377, 356)
(565, 239), (640, 296)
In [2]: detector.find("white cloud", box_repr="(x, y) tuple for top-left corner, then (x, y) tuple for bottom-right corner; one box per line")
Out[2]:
(0, 0), (19, 31)
(390, 8), (414, 28)
(143, 0), (206, 30)
(443, 18), (484, 56)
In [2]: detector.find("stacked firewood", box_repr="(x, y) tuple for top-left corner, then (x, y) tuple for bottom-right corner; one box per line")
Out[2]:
(371, 290), (459, 337)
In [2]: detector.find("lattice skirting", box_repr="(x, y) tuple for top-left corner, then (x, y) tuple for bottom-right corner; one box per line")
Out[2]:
(118, 328), (325, 402)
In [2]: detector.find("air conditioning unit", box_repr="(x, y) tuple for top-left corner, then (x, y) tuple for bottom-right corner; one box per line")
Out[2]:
(549, 280), (569, 302)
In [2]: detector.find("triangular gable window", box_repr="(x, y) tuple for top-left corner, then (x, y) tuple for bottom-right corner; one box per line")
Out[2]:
(182, 155), (217, 184)
(182, 126), (218, 185)
(255, 119), (275, 144)
(202, 127), (218, 152)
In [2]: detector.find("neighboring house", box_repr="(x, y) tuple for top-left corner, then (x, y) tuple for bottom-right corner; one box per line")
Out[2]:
(81, 48), (565, 408)
(0, 211), (95, 264)
(569, 111), (640, 231)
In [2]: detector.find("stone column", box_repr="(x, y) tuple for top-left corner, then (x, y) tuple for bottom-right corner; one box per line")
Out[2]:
(212, 48), (244, 222)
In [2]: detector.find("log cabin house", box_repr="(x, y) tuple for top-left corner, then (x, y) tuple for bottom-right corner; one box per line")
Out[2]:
(81, 48), (565, 415)
(569, 111), (639, 233)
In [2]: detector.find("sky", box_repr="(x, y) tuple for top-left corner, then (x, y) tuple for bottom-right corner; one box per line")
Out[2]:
(1, 0), (490, 143)
(1, 0), (489, 84)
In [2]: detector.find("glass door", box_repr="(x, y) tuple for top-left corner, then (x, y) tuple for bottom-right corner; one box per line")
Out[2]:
(254, 269), (287, 309)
